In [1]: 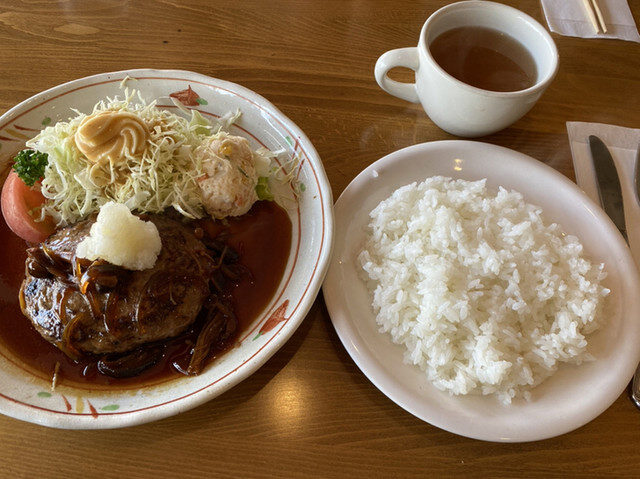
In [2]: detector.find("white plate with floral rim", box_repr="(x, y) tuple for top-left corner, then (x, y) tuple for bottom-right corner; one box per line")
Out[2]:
(323, 140), (640, 442)
(0, 69), (334, 429)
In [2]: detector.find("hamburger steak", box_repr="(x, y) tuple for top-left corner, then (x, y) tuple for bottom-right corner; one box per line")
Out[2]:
(20, 214), (237, 370)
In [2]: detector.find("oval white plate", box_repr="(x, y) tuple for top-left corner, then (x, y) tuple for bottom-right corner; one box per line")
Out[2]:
(0, 69), (334, 429)
(323, 140), (640, 442)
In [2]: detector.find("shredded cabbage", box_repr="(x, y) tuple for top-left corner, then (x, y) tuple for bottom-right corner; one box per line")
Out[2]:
(27, 90), (211, 225)
(257, 147), (305, 209)
(27, 89), (292, 226)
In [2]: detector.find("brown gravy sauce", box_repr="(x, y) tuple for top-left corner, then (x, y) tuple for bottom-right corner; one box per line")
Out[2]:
(0, 200), (291, 389)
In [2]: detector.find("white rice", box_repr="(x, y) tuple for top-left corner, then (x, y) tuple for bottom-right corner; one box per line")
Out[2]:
(358, 176), (609, 404)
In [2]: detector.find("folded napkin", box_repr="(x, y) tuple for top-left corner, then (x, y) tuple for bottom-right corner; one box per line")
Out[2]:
(567, 121), (640, 265)
(541, 0), (640, 42)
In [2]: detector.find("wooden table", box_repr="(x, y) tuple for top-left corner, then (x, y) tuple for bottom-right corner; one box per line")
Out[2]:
(1, 0), (639, 477)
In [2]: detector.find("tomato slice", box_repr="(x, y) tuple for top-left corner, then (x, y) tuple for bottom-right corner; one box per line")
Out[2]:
(1, 170), (56, 243)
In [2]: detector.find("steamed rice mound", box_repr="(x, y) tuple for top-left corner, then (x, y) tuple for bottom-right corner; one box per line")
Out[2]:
(358, 176), (609, 404)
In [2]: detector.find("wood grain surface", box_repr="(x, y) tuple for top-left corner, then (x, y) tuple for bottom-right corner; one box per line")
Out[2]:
(0, 1), (640, 477)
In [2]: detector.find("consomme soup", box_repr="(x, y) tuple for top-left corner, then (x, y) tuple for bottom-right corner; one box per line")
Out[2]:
(429, 26), (537, 92)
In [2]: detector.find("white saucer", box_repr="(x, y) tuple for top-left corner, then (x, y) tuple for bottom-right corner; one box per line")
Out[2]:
(323, 140), (640, 442)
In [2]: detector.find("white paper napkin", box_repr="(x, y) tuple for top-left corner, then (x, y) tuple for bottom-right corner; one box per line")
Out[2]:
(541, 0), (640, 42)
(567, 121), (640, 266)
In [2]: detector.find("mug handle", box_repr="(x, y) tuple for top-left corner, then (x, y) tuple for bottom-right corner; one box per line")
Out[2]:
(374, 47), (420, 103)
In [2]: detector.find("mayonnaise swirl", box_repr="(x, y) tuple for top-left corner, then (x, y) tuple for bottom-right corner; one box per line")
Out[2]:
(75, 111), (149, 163)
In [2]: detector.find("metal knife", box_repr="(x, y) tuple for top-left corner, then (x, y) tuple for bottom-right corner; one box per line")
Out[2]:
(590, 135), (627, 241)
(590, 136), (640, 410)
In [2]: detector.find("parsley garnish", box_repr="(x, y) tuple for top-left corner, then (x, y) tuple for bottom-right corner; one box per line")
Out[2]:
(12, 150), (48, 187)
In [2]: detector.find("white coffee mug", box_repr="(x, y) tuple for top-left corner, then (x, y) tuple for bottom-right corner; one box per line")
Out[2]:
(374, 1), (558, 137)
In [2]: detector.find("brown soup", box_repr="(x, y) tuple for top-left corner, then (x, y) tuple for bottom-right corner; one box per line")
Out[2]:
(429, 26), (537, 92)
(0, 200), (291, 389)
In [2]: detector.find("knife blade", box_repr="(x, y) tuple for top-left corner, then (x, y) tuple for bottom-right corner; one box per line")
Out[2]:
(589, 135), (627, 240)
